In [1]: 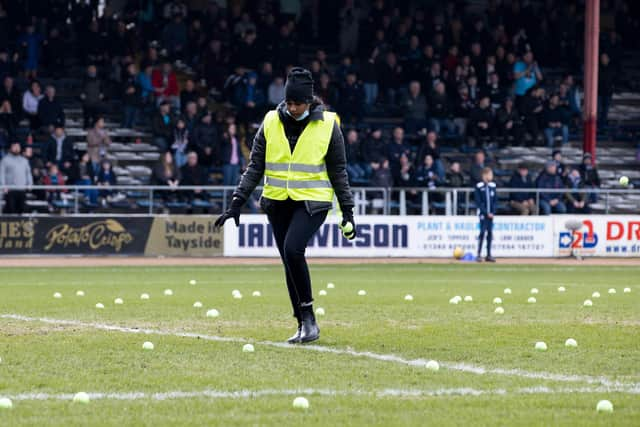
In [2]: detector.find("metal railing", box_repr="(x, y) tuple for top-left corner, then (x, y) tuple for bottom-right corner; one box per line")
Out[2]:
(0, 185), (638, 215)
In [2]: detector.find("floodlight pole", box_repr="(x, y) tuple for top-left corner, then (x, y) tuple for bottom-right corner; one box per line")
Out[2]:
(583, 0), (600, 164)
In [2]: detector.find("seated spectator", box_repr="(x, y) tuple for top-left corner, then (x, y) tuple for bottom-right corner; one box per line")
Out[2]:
(192, 111), (218, 167)
(137, 63), (155, 110)
(221, 122), (242, 186)
(151, 102), (174, 151)
(152, 61), (179, 110)
(562, 74), (581, 117)
(80, 65), (104, 129)
(578, 152), (601, 203)
(180, 151), (208, 201)
(386, 127), (411, 177)
(171, 118), (190, 168)
(37, 85), (65, 132)
(467, 96), (494, 146)
(453, 83), (475, 136)
(508, 163), (536, 215)
(485, 72), (507, 110)
(75, 152), (97, 204)
(22, 80), (43, 130)
(345, 129), (366, 182)
(446, 161), (465, 187)
(496, 97), (523, 146)
(552, 150), (568, 177)
(513, 51), (543, 103)
(393, 153), (414, 187)
(42, 163), (66, 203)
(362, 128), (386, 170)
(23, 145), (46, 201)
(565, 168), (590, 213)
(183, 101), (199, 133)
(543, 94), (569, 147)
(537, 161), (567, 215)
(377, 52), (402, 105)
(470, 150), (487, 184)
(401, 81), (427, 134)
(234, 71), (265, 125)
(521, 87), (545, 144)
(416, 131), (445, 179)
(369, 157), (393, 203)
(414, 154), (440, 191)
(0, 99), (16, 144)
(44, 125), (75, 170)
(153, 151), (181, 201)
(338, 72), (364, 124)
(122, 63), (141, 128)
(267, 76), (285, 107)
(180, 79), (198, 114)
(429, 82), (455, 135)
(86, 116), (111, 169)
(96, 159), (118, 206)
(0, 76), (21, 127)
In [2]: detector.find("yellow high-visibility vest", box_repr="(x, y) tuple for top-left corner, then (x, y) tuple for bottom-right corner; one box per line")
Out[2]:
(262, 110), (335, 202)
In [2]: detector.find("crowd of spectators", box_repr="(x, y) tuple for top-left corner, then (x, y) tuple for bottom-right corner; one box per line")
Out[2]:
(0, 0), (635, 214)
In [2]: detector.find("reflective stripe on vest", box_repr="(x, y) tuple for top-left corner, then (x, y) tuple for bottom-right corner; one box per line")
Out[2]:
(262, 110), (336, 202)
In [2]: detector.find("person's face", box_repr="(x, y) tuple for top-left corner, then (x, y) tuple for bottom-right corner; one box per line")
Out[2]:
(347, 130), (357, 143)
(102, 162), (111, 171)
(435, 83), (445, 94)
(372, 129), (381, 139)
(547, 164), (557, 175)
(162, 63), (172, 74)
(490, 73), (499, 85)
(554, 152), (562, 162)
(202, 114), (212, 124)
(3, 77), (12, 89)
(50, 165), (58, 174)
(468, 76), (477, 86)
(164, 152), (173, 163)
(160, 104), (170, 114)
(46, 87), (55, 98)
(483, 170), (494, 182)
(524, 52), (534, 64)
(185, 80), (195, 91)
(550, 95), (559, 107)
(471, 43), (481, 56)
(177, 120), (185, 129)
(96, 118), (104, 128)
(10, 143), (20, 154)
(601, 53), (610, 65)
(518, 167), (528, 177)
(285, 101), (309, 119)
(228, 124), (236, 135)
(311, 60), (320, 72)
(55, 127), (64, 137)
(23, 147), (32, 158)
(188, 154), (198, 166)
(32, 83), (41, 96)
(480, 97), (490, 108)
(409, 81), (420, 95)
(505, 98), (513, 109)
(424, 155), (433, 167)
(451, 162), (460, 173)
(476, 152), (485, 164)
(427, 131), (437, 144)
(346, 74), (356, 85)
(393, 128), (404, 141)
(88, 65), (97, 77)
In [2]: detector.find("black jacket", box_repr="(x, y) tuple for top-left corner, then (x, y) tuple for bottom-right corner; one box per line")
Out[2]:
(37, 97), (65, 127)
(233, 101), (354, 215)
(43, 135), (76, 165)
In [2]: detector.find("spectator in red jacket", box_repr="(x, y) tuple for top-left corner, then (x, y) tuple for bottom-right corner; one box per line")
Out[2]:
(152, 61), (179, 110)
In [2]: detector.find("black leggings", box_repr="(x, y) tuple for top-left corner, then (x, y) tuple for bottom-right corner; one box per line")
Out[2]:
(267, 199), (328, 321)
(477, 217), (493, 257)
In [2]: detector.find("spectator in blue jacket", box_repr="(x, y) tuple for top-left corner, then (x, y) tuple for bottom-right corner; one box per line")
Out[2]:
(475, 167), (497, 262)
(537, 161), (567, 214)
(508, 163), (536, 215)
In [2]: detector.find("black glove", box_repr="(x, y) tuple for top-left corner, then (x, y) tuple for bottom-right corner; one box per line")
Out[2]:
(214, 197), (244, 228)
(340, 209), (356, 240)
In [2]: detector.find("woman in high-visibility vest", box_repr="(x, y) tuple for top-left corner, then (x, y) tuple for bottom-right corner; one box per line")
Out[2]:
(215, 67), (355, 344)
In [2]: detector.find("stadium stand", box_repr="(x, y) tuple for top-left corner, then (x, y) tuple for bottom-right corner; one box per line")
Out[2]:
(0, 0), (639, 215)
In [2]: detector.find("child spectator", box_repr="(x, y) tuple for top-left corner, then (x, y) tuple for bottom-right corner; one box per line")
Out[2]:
(475, 167), (497, 262)
(43, 163), (66, 203)
(96, 160), (117, 204)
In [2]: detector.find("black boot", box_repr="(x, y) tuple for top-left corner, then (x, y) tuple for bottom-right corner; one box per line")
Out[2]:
(300, 309), (320, 343)
(287, 321), (302, 344)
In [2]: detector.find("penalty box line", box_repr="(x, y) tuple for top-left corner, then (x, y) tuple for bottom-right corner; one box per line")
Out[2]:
(4, 386), (640, 402)
(1, 313), (637, 390)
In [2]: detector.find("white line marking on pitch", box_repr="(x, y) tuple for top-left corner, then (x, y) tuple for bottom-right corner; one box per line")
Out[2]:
(2, 314), (637, 389)
(3, 385), (639, 402)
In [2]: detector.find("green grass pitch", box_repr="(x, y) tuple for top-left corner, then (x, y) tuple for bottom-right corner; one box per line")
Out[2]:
(0, 263), (639, 426)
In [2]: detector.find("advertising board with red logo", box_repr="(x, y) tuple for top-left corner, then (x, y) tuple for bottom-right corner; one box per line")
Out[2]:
(554, 215), (640, 257)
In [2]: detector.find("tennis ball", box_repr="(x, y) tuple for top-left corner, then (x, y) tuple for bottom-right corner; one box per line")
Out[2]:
(425, 360), (440, 371)
(619, 176), (629, 186)
(503, 288), (512, 295)
(164, 289), (173, 296)
(206, 308), (220, 318)
(608, 288), (616, 294)
(0, 397), (12, 409)
(449, 297), (460, 305)
(493, 297), (502, 304)
(140, 293), (150, 300)
(73, 392), (90, 404)
(242, 344), (255, 353)
(592, 291), (601, 298)
(494, 306), (504, 314)
(596, 400), (613, 413)
(53, 292), (62, 299)
(142, 341), (154, 350)
(327, 283), (335, 289)
(189, 279), (197, 285)
(95, 303), (104, 309)
(233, 292), (243, 299)
(530, 288), (539, 294)
(292, 396), (309, 409)
(341, 221), (353, 234)
(565, 338), (578, 348)
(405, 294), (414, 301)
(558, 286), (566, 292)
(315, 307), (325, 316)
(193, 301), (203, 308)
(318, 290), (327, 296)
(528, 297), (537, 304)
(464, 295), (473, 302)
(357, 290), (367, 296)
(252, 291), (261, 297)
(583, 299), (593, 307)
(623, 287), (631, 293)
(76, 290), (85, 297)
(534, 341), (547, 351)
(114, 298), (123, 305)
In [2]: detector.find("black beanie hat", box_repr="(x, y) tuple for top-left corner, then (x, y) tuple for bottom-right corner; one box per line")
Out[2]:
(284, 67), (314, 103)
